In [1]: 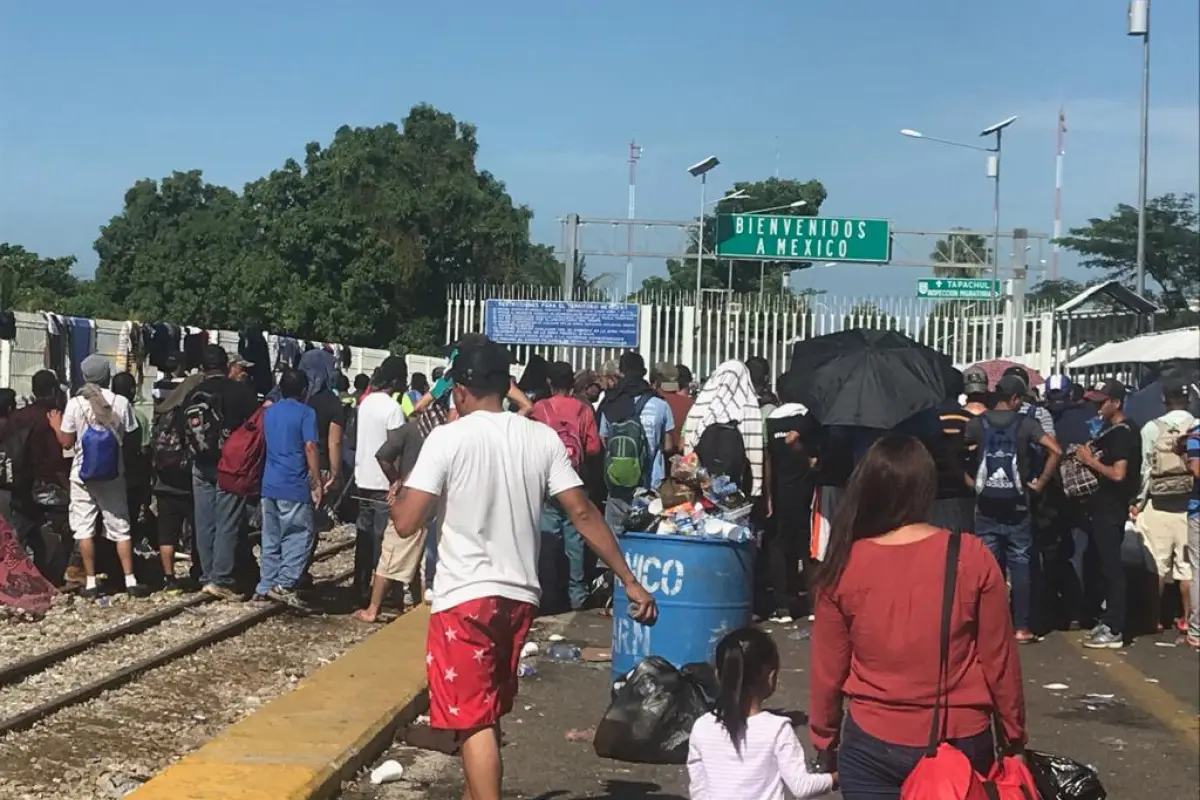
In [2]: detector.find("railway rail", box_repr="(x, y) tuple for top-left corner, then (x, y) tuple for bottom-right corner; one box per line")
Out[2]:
(0, 540), (356, 738)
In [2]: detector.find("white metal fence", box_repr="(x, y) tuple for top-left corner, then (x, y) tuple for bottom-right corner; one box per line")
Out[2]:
(446, 284), (1148, 383)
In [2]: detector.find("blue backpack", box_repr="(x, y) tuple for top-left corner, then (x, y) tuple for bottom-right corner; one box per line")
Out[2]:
(975, 416), (1024, 503)
(79, 423), (121, 482)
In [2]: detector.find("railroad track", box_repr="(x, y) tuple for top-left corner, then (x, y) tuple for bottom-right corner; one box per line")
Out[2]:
(0, 541), (356, 738)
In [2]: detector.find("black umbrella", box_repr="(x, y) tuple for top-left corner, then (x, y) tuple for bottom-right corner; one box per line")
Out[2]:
(784, 328), (957, 430)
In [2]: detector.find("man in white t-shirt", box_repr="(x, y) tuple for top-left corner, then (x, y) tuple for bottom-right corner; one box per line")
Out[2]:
(53, 354), (148, 599)
(389, 338), (657, 800)
(352, 356), (407, 601)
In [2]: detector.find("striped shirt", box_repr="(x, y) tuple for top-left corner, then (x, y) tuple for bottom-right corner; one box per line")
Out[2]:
(687, 712), (834, 800)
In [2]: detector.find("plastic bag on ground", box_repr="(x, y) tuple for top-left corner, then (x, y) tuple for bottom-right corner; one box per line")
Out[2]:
(594, 656), (714, 765)
(1028, 750), (1107, 800)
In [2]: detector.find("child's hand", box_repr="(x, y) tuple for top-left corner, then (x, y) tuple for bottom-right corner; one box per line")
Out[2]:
(830, 771), (839, 790)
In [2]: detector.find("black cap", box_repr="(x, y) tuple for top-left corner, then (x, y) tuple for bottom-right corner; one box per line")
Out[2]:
(202, 344), (229, 372)
(1002, 365), (1031, 385)
(372, 355), (408, 388)
(447, 337), (512, 391)
(995, 374), (1027, 399)
(1084, 379), (1127, 403)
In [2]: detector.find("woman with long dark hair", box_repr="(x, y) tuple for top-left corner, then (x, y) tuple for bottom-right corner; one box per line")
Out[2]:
(808, 434), (1027, 798)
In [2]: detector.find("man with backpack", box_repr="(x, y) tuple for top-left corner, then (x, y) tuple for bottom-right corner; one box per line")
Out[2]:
(1134, 380), (1196, 635)
(533, 360), (601, 610)
(54, 354), (149, 599)
(185, 345), (260, 601)
(597, 352), (675, 535)
(963, 373), (1062, 644)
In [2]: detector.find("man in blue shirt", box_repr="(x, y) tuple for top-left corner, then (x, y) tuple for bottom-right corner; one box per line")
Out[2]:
(598, 352), (675, 534)
(258, 368), (322, 609)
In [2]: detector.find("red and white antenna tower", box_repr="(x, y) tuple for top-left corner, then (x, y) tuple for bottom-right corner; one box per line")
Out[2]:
(625, 140), (642, 296)
(1052, 108), (1066, 280)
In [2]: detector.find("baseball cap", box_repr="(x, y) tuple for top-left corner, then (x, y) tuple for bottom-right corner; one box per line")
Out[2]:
(230, 353), (255, 368)
(201, 344), (229, 372)
(1084, 379), (1127, 403)
(962, 366), (989, 395)
(447, 337), (512, 391)
(995, 374), (1028, 399)
(652, 362), (680, 392)
(1046, 375), (1072, 395)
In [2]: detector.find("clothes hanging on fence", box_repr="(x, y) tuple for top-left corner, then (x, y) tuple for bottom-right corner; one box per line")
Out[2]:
(239, 328), (274, 397)
(0, 310), (15, 341)
(339, 345), (352, 370)
(181, 327), (208, 371)
(276, 337), (301, 371)
(116, 320), (146, 374)
(146, 323), (179, 371)
(43, 314), (68, 386)
(66, 317), (95, 392)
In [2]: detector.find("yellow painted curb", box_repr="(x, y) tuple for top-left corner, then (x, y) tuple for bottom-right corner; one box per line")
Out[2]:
(130, 606), (430, 800)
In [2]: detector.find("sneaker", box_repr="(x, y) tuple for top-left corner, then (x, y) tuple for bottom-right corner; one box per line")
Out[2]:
(1083, 625), (1124, 649)
(202, 584), (245, 602)
(134, 540), (157, 559)
(267, 586), (311, 612)
(162, 577), (184, 596)
(1014, 630), (1037, 644)
(79, 586), (103, 600)
(769, 609), (795, 625)
(126, 583), (151, 598)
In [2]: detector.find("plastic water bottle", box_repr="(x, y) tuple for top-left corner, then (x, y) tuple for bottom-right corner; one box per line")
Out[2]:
(545, 643), (581, 662)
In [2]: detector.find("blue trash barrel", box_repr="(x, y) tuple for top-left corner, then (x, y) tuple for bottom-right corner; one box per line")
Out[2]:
(610, 532), (754, 683)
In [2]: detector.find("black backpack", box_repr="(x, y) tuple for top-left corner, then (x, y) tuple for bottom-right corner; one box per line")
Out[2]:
(695, 422), (751, 494)
(183, 390), (224, 458)
(152, 406), (191, 476)
(0, 422), (33, 491)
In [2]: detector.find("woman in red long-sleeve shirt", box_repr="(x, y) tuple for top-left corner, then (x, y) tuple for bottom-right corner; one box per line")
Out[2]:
(808, 434), (1026, 798)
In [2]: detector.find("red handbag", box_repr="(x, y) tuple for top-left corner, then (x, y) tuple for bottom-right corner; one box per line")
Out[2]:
(900, 533), (1038, 800)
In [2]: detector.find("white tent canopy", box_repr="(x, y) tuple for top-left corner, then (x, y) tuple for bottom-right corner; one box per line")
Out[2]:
(1068, 326), (1199, 368)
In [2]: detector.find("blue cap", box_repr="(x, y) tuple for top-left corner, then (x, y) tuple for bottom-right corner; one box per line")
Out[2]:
(1046, 375), (1072, 394)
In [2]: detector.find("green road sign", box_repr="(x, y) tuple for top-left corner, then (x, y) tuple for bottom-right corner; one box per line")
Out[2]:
(916, 278), (1003, 299)
(715, 214), (891, 263)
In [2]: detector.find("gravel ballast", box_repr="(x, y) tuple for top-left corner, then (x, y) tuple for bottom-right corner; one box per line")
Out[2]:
(0, 533), (378, 800)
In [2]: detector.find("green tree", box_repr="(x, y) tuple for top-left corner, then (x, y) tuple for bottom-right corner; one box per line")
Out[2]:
(1056, 193), (1199, 301)
(87, 104), (551, 354)
(1024, 278), (1089, 307)
(642, 177), (827, 296)
(0, 243), (81, 311)
(521, 252), (609, 296)
(930, 229), (990, 278)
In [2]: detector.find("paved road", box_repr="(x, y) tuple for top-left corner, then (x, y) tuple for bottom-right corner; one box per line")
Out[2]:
(356, 611), (1199, 799)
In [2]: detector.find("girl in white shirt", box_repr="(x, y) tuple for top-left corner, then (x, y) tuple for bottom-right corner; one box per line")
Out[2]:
(687, 628), (836, 800)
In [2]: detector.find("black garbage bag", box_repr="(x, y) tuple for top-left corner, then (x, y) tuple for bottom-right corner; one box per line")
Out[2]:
(1028, 750), (1107, 800)
(594, 656), (714, 765)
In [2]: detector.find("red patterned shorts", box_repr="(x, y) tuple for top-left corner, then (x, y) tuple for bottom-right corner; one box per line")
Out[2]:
(426, 596), (537, 731)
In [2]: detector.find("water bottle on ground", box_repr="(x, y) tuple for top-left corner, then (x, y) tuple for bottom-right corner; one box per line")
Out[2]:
(545, 643), (582, 662)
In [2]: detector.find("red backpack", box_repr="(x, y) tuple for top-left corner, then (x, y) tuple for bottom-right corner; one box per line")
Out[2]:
(217, 407), (267, 497)
(900, 532), (1039, 800)
(533, 397), (586, 470)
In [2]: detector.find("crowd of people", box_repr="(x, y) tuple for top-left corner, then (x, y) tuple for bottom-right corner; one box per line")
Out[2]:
(0, 328), (1196, 798)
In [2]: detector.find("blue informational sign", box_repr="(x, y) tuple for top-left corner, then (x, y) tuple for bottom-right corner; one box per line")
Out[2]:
(483, 299), (639, 348)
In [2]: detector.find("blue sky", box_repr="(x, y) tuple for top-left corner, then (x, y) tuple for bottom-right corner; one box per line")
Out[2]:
(2, 0), (1197, 299)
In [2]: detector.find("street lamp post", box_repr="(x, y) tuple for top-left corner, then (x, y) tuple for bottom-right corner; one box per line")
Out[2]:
(688, 157), (721, 306)
(1129, 0), (1150, 297)
(901, 116), (1017, 358)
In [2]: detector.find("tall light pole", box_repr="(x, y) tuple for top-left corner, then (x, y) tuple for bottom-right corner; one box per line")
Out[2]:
(902, 116), (1017, 358)
(1129, 0), (1150, 297)
(688, 156), (721, 307)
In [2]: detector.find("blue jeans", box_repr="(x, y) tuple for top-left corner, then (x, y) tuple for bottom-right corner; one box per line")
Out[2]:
(540, 502), (587, 609)
(838, 714), (995, 799)
(976, 511), (1034, 632)
(257, 498), (315, 595)
(192, 464), (247, 588)
(355, 492), (390, 599)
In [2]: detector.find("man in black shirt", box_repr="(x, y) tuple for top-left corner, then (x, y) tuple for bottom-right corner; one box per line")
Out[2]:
(763, 387), (821, 622)
(930, 368), (983, 535)
(187, 345), (260, 601)
(1076, 379), (1140, 648)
